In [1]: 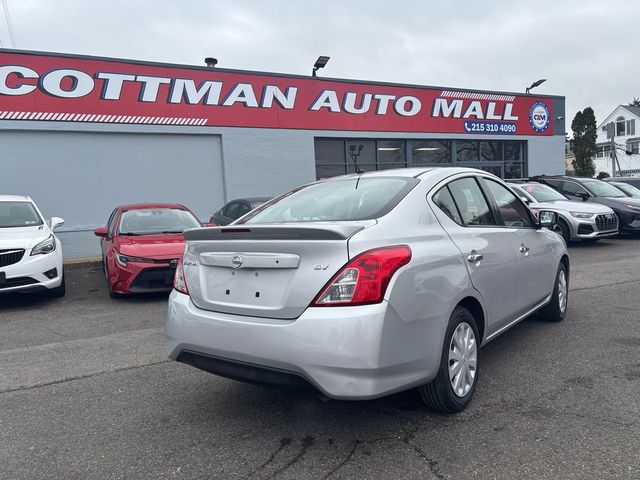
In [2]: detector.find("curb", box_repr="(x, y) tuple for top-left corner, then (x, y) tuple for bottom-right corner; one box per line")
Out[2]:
(63, 257), (101, 267)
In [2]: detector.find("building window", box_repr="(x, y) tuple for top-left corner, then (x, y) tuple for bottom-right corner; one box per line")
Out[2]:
(456, 141), (480, 161)
(627, 119), (636, 136)
(377, 140), (406, 170)
(596, 145), (612, 158)
(411, 140), (451, 164)
(345, 140), (376, 173)
(616, 116), (626, 136)
(314, 138), (527, 180)
(314, 139), (347, 179)
(629, 141), (639, 154)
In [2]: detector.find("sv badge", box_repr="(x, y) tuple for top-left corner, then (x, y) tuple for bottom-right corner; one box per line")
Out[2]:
(314, 264), (329, 270)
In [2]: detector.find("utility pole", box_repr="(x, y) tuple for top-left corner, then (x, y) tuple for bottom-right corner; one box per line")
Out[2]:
(609, 122), (622, 177)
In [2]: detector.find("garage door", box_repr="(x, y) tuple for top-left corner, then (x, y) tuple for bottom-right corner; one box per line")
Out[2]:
(0, 131), (224, 257)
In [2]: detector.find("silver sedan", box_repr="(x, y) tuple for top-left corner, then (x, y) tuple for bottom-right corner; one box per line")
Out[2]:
(166, 168), (569, 413)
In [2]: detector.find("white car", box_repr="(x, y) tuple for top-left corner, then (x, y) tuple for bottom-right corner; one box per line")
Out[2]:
(0, 195), (65, 297)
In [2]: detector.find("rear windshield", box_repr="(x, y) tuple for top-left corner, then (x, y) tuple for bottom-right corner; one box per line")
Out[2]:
(118, 208), (201, 235)
(239, 177), (419, 224)
(0, 201), (43, 228)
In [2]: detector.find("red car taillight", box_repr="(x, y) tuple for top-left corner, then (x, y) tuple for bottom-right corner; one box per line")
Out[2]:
(173, 257), (189, 295)
(311, 245), (411, 307)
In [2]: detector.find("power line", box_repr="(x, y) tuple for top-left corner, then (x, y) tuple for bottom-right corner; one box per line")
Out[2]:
(1, 0), (16, 48)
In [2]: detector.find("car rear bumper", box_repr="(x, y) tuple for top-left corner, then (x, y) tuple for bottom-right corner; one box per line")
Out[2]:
(166, 291), (439, 400)
(0, 250), (63, 294)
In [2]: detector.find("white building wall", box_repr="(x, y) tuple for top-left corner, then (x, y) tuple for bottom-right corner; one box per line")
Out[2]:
(595, 105), (640, 176)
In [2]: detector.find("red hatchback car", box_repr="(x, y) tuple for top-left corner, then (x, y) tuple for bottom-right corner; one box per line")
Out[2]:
(94, 203), (202, 297)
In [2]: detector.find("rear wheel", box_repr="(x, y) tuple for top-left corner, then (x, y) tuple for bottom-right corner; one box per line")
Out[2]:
(539, 262), (568, 322)
(419, 306), (479, 413)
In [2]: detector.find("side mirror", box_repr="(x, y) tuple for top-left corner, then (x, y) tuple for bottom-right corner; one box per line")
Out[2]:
(538, 210), (560, 232)
(50, 217), (64, 231)
(575, 192), (590, 201)
(94, 226), (109, 237)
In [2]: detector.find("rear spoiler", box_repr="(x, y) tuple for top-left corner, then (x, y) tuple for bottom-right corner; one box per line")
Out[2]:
(184, 224), (368, 241)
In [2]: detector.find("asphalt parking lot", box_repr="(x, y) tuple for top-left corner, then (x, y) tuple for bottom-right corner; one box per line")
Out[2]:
(1, 238), (639, 480)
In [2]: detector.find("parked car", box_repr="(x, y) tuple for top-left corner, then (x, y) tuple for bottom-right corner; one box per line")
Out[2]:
(602, 176), (640, 190)
(508, 182), (618, 242)
(166, 168), (569, 413)
(94, 203), (202, 297)
(0, 195), (65, 297)
(531, 175), (640, 234)
(606, 181), (640, 199)
(209, 197), (271, 226)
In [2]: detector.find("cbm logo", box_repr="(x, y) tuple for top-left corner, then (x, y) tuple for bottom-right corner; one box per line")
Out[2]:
(529, 101), (550, 132)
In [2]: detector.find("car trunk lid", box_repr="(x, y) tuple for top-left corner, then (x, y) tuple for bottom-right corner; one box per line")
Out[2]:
(183, 223), (372, 319)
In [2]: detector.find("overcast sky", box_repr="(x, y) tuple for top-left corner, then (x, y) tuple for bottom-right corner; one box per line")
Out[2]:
(1, 0), (638, 130)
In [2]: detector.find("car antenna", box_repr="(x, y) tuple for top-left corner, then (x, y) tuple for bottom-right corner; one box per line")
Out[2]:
(348, 144), (365, 175)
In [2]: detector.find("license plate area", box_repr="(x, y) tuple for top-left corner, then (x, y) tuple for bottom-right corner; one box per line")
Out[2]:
(201, 266), (294, 308)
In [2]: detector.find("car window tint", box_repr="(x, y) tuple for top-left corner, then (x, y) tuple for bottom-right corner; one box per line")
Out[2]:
(562, 181), (588, 196)
(484, 179), (533, 228)
(447, 178), (495, 226)
(107, 209), (118, 235)
(224, 202), (240, 219)
(234, 203), (252, 219)
(433, 187), (462, 224)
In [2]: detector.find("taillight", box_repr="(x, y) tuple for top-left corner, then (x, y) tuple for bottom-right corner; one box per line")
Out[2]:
(173, 257), (189, 295)
(311, 245), (411, 307)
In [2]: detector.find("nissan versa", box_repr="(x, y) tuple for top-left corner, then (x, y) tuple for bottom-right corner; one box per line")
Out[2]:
(166, 168), (569, 413)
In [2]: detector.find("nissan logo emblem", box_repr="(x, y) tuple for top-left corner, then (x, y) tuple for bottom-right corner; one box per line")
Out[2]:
(169, 259), (178, 267)
(231, 255), (243, 269)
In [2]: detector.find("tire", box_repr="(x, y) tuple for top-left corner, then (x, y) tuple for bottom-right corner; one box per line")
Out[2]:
(539, 262), (568, 322)
(48, 271), (66, 298)
(418, 306), (480, 414)
(558, 219), (571, 244)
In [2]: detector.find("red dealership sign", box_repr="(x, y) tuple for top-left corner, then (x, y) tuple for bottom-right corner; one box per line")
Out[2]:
(0, 50), (555, 135)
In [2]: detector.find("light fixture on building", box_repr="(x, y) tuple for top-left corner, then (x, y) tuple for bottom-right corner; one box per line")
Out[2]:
(204, 57), (218, 68)
(312, 56), (330, 77)
(415, 147), (440, 151)
(525, 78), (546, 94)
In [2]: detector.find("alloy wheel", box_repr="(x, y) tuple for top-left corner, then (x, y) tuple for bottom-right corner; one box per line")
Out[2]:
(558, 269), (568, 314)
(448, 322), (477, 397)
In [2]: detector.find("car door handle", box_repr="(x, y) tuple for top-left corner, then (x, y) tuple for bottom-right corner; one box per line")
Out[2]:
(467, 252), (483, 263)
(519, 245), (530, 254)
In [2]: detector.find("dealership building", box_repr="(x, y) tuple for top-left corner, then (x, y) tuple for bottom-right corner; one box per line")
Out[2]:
(0, 49), (566, 258)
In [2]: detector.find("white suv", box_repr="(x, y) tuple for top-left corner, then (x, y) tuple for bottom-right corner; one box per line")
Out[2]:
(0, 196), (65, 297)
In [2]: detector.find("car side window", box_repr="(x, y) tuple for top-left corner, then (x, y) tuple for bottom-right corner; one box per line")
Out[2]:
(224, 202), (240, 219)
(562, 181), (588, 196)
(483, 179), (533, 228)
(447, 178), (495, 226)
(234, 202), (252, 219)
(107, 209), (118, 236)
(433, 186), (463, 224)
